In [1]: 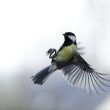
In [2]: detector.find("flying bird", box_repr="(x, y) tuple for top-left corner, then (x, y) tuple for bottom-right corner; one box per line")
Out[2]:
(32, 32), (110, 95)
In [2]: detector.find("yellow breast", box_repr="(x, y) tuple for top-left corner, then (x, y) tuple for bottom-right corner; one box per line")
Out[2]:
(56, 44), (77, 63)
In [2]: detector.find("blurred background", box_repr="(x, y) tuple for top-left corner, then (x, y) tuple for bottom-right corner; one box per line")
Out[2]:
(0, 0), (110, 110)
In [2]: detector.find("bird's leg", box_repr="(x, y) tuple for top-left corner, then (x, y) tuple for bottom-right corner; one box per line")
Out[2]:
(46, 48), (57, 59)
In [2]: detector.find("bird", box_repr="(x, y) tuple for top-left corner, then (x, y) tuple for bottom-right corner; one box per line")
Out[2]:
(32, 32), (110, 95)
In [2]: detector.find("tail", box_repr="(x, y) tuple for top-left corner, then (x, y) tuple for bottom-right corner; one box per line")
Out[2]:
(32, 65), (56, 85)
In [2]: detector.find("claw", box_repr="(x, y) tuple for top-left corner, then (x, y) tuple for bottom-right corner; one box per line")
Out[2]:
(46, 48), (52, 55)
(46, 48), (57, 59)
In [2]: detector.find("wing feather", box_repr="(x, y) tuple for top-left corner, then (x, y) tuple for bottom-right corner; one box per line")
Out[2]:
(62, 53), (110, 94)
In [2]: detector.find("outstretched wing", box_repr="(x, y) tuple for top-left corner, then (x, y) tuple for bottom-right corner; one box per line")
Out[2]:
(62, 53), (110, 95)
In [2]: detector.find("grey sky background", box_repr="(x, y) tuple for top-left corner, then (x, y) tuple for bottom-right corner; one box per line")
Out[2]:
(0, 0), (110, 110)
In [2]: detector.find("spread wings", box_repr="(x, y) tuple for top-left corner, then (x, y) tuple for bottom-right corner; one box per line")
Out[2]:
(62, 53), (110, 95)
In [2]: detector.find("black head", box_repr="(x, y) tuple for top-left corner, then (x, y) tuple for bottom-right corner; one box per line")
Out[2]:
(63, 32), (76, 45)
(63, 32), (76, 37)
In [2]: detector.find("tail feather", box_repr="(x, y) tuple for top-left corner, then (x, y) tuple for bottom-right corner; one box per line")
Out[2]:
(32, 66), (51, 85)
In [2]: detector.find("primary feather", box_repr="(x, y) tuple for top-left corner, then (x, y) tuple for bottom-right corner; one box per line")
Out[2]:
(62, 53), (110, 95)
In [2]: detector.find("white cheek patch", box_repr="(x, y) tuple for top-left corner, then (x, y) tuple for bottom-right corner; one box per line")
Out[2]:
(68, 35), (76, 42)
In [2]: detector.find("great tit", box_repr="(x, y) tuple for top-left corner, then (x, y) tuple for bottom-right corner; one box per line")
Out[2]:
(32, 32), (110, 94)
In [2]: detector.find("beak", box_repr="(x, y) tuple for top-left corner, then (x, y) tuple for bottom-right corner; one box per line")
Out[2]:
(63, 34), (65, 36)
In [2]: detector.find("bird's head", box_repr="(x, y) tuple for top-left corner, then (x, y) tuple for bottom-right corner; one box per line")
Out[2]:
(63, 32), (76, 45)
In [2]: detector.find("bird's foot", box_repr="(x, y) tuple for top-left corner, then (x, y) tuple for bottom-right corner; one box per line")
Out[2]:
(46, 48), (57, 59)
